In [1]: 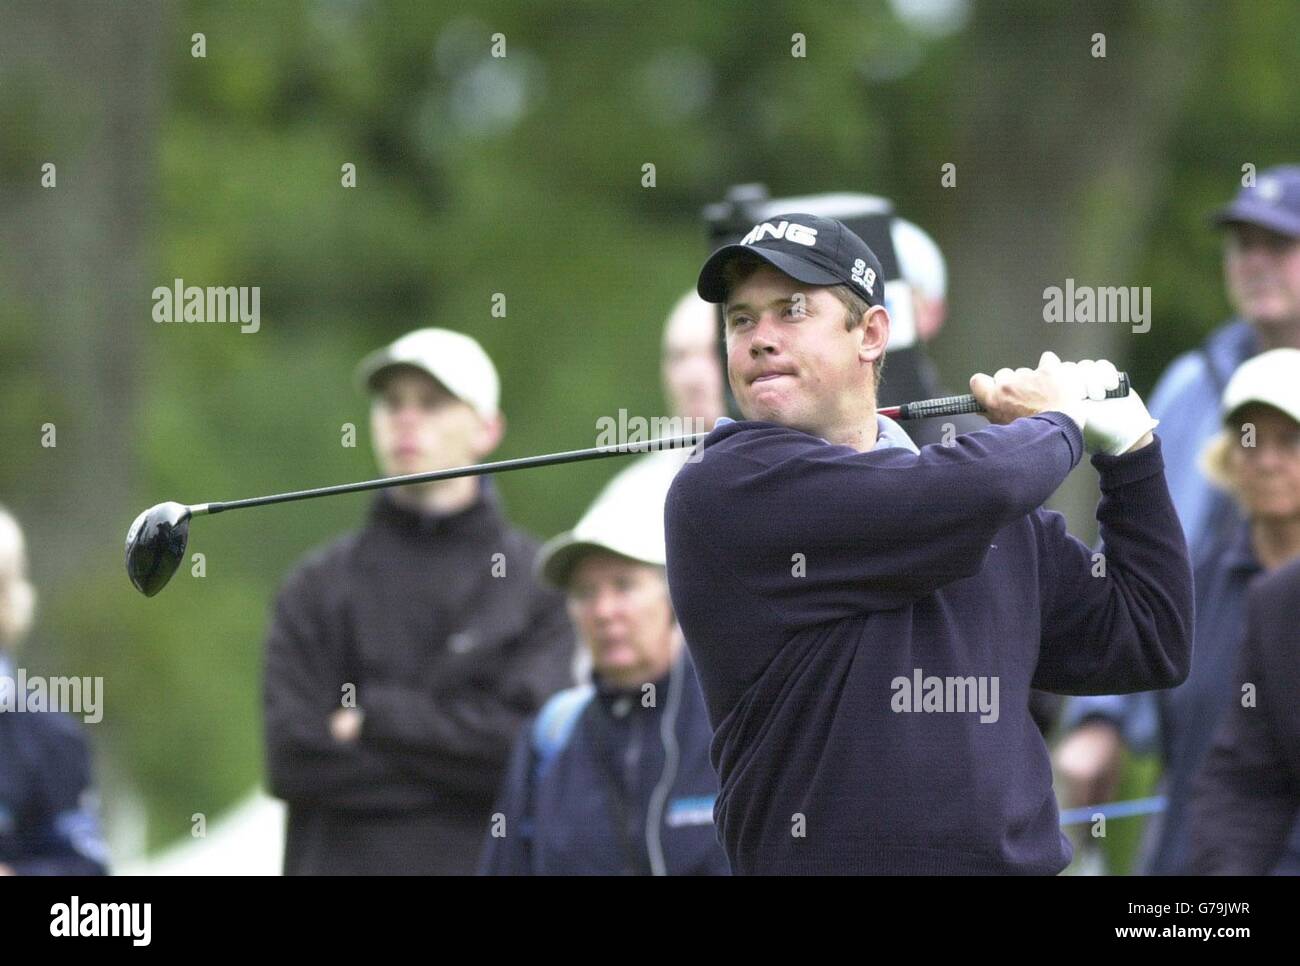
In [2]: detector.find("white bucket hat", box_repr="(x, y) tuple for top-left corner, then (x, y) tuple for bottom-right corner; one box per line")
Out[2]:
(537, 450), (683, 589)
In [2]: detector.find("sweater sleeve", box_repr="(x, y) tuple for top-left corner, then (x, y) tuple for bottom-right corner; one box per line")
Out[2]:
(673, 413), (1084, 621)
(1187, 585), (1300, 875)
(1030, 436), (1193, 694)
(262, 564), (410, 806)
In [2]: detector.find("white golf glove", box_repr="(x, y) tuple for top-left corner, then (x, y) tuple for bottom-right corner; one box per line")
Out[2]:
(1060, 358), (1158, 456)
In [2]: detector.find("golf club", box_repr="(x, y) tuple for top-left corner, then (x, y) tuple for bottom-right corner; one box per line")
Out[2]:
(125, 373), (1132, 596)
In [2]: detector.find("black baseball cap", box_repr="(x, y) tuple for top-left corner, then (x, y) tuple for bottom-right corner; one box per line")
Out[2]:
(697, 212), (886, 307)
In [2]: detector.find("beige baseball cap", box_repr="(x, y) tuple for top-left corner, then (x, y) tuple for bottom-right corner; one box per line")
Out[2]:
(1200, 348), (1300, 489)
(355, 328), (501, 420)
(537, 448), (684, 589)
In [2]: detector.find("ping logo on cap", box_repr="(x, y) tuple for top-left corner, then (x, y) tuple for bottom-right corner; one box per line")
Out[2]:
(740, 220), (818, 247)
(850, 258), (877, 295)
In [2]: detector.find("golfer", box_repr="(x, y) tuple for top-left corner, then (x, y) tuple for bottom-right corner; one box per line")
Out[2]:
(664, 213), (1194, 875)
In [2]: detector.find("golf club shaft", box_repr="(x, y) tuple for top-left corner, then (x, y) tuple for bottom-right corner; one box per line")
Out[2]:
(195, 434), (708, 516)
(193, 372), (1132, 516)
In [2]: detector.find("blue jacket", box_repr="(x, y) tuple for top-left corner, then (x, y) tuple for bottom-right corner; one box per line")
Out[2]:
(1083, 521), (1300, 874)
(1142, 320), (1259, 554)
(1189, 554), (1300, 874)
(665, 414), (1192, 875)
(479, 651), (729, 875)
(0, 657), (109, 875)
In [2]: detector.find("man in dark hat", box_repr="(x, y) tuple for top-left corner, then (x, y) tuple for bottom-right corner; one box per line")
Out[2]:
(664, 213), (1191, 874)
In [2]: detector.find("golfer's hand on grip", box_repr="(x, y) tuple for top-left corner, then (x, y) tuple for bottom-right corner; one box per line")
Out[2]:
(969, 351), (1090, 432)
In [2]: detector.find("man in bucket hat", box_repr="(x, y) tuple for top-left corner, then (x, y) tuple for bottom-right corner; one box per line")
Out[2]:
(480, 456), (728, 875)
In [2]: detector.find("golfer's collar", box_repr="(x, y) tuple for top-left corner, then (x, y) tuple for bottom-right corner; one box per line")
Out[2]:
(873, 413), (919, 454)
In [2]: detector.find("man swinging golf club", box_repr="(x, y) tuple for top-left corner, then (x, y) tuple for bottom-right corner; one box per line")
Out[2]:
(663, 213), (1194, 875)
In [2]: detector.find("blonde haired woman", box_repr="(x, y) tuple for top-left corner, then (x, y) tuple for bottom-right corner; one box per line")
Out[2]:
(1141, 349), (1300, 873)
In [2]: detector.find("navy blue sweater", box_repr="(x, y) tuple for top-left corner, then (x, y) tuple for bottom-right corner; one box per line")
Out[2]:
(664, 412), (1193, 875)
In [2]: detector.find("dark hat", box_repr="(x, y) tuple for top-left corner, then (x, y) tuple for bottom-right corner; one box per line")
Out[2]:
(1211, 165), (1300, 239)
(697, 213), (886, 307)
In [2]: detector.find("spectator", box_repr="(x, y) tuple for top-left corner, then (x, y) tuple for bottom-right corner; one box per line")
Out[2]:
(263, 328), (576, 875)
(661, 288), (728, 428)
(0, 505), (108, 876)
(1188, 554), (1300, 875)
(1184, 349), (1300, 874)
(480, 457), (728, 875)
(1063, 349), (1300, 874)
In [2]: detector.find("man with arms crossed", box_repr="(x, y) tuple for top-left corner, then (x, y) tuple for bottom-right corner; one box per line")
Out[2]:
(664, 214), (1194, 874)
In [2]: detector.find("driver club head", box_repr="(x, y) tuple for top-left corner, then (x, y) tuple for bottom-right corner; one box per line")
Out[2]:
(125, 502), (192, 597)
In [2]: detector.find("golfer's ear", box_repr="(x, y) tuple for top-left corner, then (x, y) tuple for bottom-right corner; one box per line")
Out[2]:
(858, 305), (889, 363)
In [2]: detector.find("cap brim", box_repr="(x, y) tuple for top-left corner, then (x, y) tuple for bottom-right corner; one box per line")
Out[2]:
(354, 347), (401, 393)
(1210, 202), (1300, 239)
(1223, 398), (1300, 428)
(354, 355), (448, 395)
(536, 534), (623, 589)
(537, 533), (667, 589)
(697, 244), (843, 303)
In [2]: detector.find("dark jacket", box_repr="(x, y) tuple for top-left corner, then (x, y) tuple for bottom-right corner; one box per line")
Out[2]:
(0, 657), (108, 875)
(1188, 554), (1300, 875)
(263, 482), (576, 875)
(1136, 521), (1300, 874)
(665, 414), (1193, 875)
(480, 650), (729, 875)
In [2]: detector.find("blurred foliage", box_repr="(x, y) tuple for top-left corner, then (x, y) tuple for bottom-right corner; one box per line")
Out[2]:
(1104, 755), (1162, 876)
(1, 0), (1297, 859)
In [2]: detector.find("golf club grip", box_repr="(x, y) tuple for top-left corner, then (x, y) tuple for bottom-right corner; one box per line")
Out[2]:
(897, 372), (1130, 421)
